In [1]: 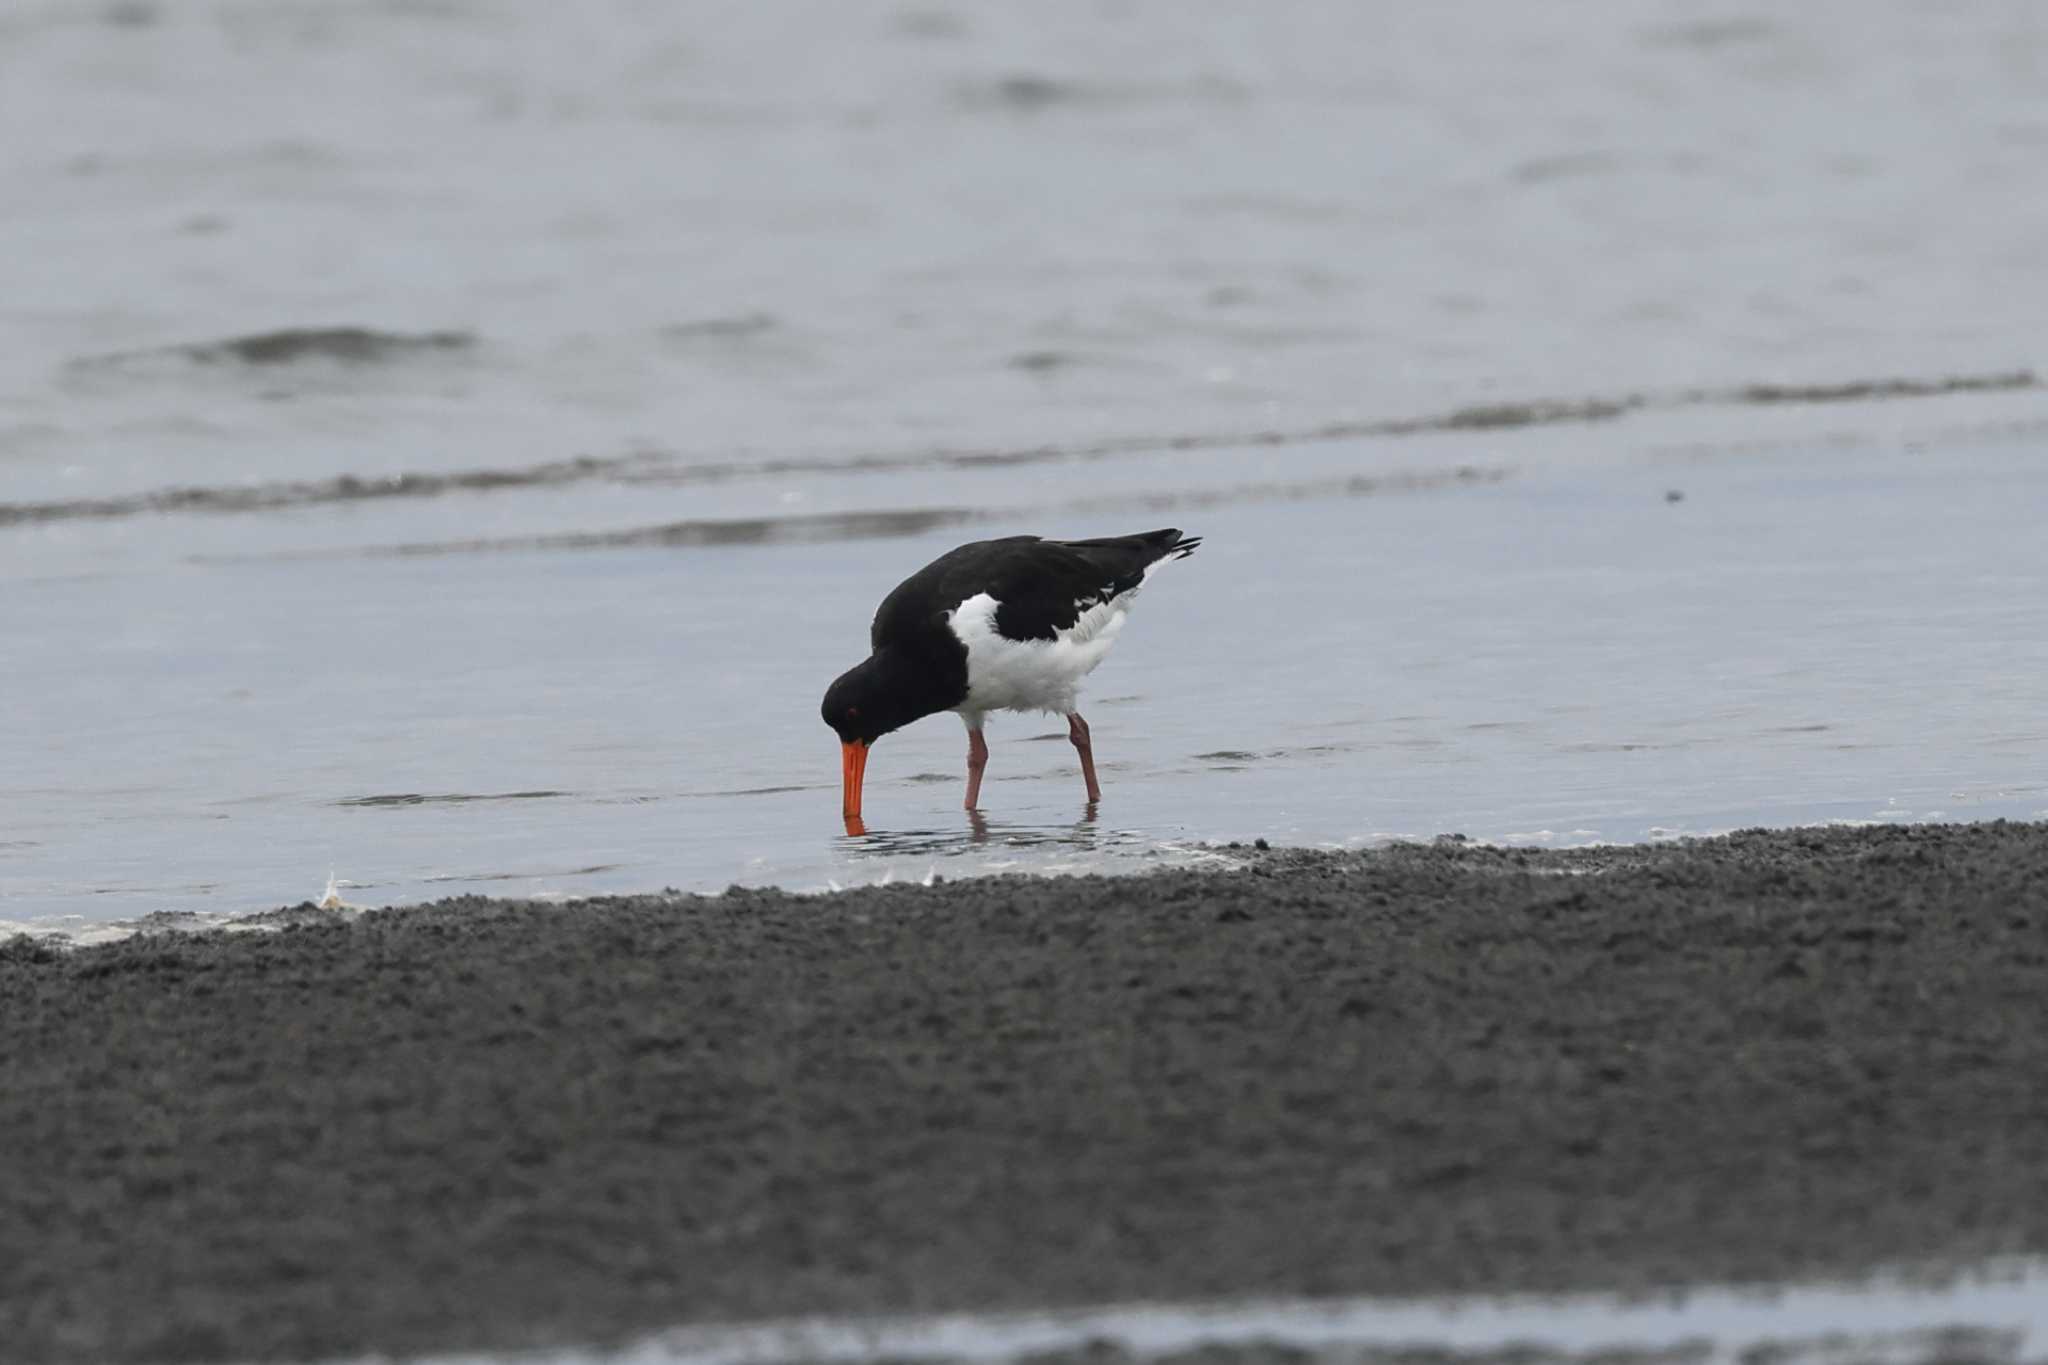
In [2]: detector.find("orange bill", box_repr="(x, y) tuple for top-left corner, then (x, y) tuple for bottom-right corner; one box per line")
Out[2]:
(840, 739), (869, 822)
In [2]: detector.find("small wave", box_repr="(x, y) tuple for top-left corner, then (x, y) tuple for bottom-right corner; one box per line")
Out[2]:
(953, 73), (1246, 113)
(10, 368), (2030, 533)
(1009, 349), (1083, 373)
(1644, 17), (1779, 49)
(613, 367), (2037, 487)
(224, 465), (1508, 560)
(1512, 151), (1623, 184)
(0, 454), (650, 528)
(421, 864), (619, 884)
(1560, 741), (1676, 754)
(660, 313), (779, 342)
(957, 73), (1083, 111)
(336, 790), (571, 808)
(74, 326), (474, 370)
(443, 1261), (2048, 1365)
(371, 507), (986, 557)
(1727, 372), (2035, 404)
(101, 2), (159, 28)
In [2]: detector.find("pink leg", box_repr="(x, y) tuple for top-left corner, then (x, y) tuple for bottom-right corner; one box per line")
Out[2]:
(1068, 712), (1102, 804)
(964, 727), (989, 810)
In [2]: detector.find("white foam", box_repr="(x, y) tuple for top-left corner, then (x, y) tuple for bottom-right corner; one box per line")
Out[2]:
(334, 1258), (2048, 1365)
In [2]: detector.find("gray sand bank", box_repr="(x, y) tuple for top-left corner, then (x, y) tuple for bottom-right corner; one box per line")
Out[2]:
(4, 822), (2048, 1363)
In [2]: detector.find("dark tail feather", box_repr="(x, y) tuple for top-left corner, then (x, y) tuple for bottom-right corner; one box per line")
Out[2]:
(1141, 527), (1202, 562)
(1067, 527), (1201, 561)
(1060, 528), (1202, 599)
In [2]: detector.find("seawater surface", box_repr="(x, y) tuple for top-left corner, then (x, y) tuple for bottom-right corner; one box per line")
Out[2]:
(4, 1), (2048, 936)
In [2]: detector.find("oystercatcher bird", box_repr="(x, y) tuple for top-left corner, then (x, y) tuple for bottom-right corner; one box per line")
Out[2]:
(823, 528), (1201, 825)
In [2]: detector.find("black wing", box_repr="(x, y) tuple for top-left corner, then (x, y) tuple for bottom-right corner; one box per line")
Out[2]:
(872, 528), (1199, 649)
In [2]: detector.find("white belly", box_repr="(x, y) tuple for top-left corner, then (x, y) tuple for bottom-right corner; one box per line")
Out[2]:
(946, 591), (1131, 723)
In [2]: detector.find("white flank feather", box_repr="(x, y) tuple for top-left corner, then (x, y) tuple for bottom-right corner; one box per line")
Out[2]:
(948, 581), (1147, 724)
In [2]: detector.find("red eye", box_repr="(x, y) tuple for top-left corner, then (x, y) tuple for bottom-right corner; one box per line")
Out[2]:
(848, 707), (861, 719)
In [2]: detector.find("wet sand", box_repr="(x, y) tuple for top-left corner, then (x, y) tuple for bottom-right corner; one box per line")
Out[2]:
(4, 821), (2048, 1363)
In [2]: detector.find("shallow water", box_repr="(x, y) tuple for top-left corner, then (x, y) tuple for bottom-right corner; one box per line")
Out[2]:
(7, 417), (2046, 937)
(387, 1259), (2048, 1365)
(4, 1), (2048, 935)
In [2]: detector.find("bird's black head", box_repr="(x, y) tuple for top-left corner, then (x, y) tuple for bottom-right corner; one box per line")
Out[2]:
(821, 654), (919, 747)
(823, 651), (942, 825)
(824, 650), (957, 824)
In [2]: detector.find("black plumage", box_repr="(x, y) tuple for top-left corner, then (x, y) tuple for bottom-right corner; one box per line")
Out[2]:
(822, 528), (1201, 821)
(873, 529), (1201, 646)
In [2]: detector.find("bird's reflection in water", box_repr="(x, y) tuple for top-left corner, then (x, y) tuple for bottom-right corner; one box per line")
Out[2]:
(838, 804), (1118, 860)
(967, 803), (1097, 845)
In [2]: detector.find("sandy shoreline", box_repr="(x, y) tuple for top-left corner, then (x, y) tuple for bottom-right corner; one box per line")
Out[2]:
(5, 822), (2048, 1363)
